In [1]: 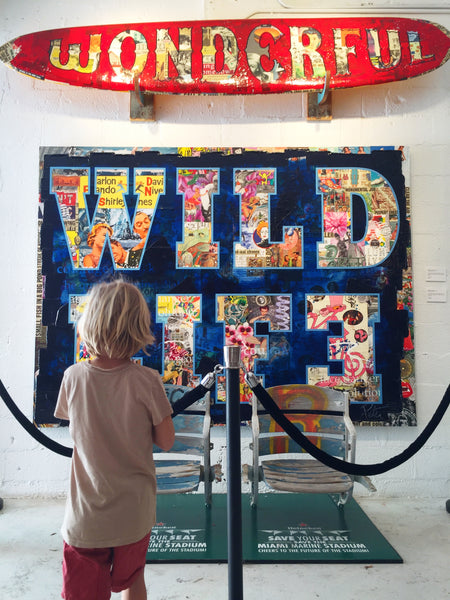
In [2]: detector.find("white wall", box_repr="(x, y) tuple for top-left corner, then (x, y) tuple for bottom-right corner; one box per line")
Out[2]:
(0, 0), (449, 499)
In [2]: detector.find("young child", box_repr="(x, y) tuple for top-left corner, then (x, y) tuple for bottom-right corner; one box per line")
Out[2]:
(55, 279), (175, 600)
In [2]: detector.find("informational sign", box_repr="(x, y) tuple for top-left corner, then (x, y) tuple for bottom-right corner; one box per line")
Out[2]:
(1, 18), (449, 94)
(35, 146), (415, 426)
(146, 494), (402, 563)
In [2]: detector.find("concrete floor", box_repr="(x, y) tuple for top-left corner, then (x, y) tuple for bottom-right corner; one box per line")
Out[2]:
(0, 496), (449, 600)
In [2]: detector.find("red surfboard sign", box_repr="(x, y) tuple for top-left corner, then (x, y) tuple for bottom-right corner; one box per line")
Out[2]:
(0, 18), (449, 94)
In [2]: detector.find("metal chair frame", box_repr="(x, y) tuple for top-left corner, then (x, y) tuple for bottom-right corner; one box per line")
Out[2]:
(245, 383), (375, 507)
(154, 384), (221, 506)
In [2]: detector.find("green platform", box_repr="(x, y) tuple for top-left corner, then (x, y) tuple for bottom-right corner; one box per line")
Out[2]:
(147, 494), (402, 564)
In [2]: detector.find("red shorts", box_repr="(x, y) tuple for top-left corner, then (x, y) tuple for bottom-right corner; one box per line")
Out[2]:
(61, 532), (151, 600)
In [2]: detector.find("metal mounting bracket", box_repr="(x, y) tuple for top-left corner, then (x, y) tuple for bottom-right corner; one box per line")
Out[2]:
(130, 74), (155, 121)
(306, 70), (332, 121)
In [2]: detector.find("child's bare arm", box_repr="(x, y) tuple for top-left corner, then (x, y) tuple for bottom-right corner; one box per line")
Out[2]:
(153, 415), (175, 451)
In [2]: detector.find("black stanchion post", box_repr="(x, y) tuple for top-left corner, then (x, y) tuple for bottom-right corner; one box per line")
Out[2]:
(224, 345), (244, 600)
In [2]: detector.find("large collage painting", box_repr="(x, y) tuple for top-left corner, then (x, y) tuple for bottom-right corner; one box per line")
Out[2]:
(35, 146), (415, 426)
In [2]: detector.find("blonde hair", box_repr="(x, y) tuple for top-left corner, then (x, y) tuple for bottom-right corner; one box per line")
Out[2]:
(78, 280), (155, 360)
(256, 220), (269, 237)
(87, 223), (113, 247)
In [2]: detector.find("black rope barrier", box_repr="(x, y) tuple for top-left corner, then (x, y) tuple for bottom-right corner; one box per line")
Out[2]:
(0, 375), (214, 458)
(170, 373), (214, 417)
(0, 379), (73, 458)
(3, 370), (449, 477)
(246, 374), (450, 477)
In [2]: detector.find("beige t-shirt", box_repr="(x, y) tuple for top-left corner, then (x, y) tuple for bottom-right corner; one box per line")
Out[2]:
(54, 360), (172, 548)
